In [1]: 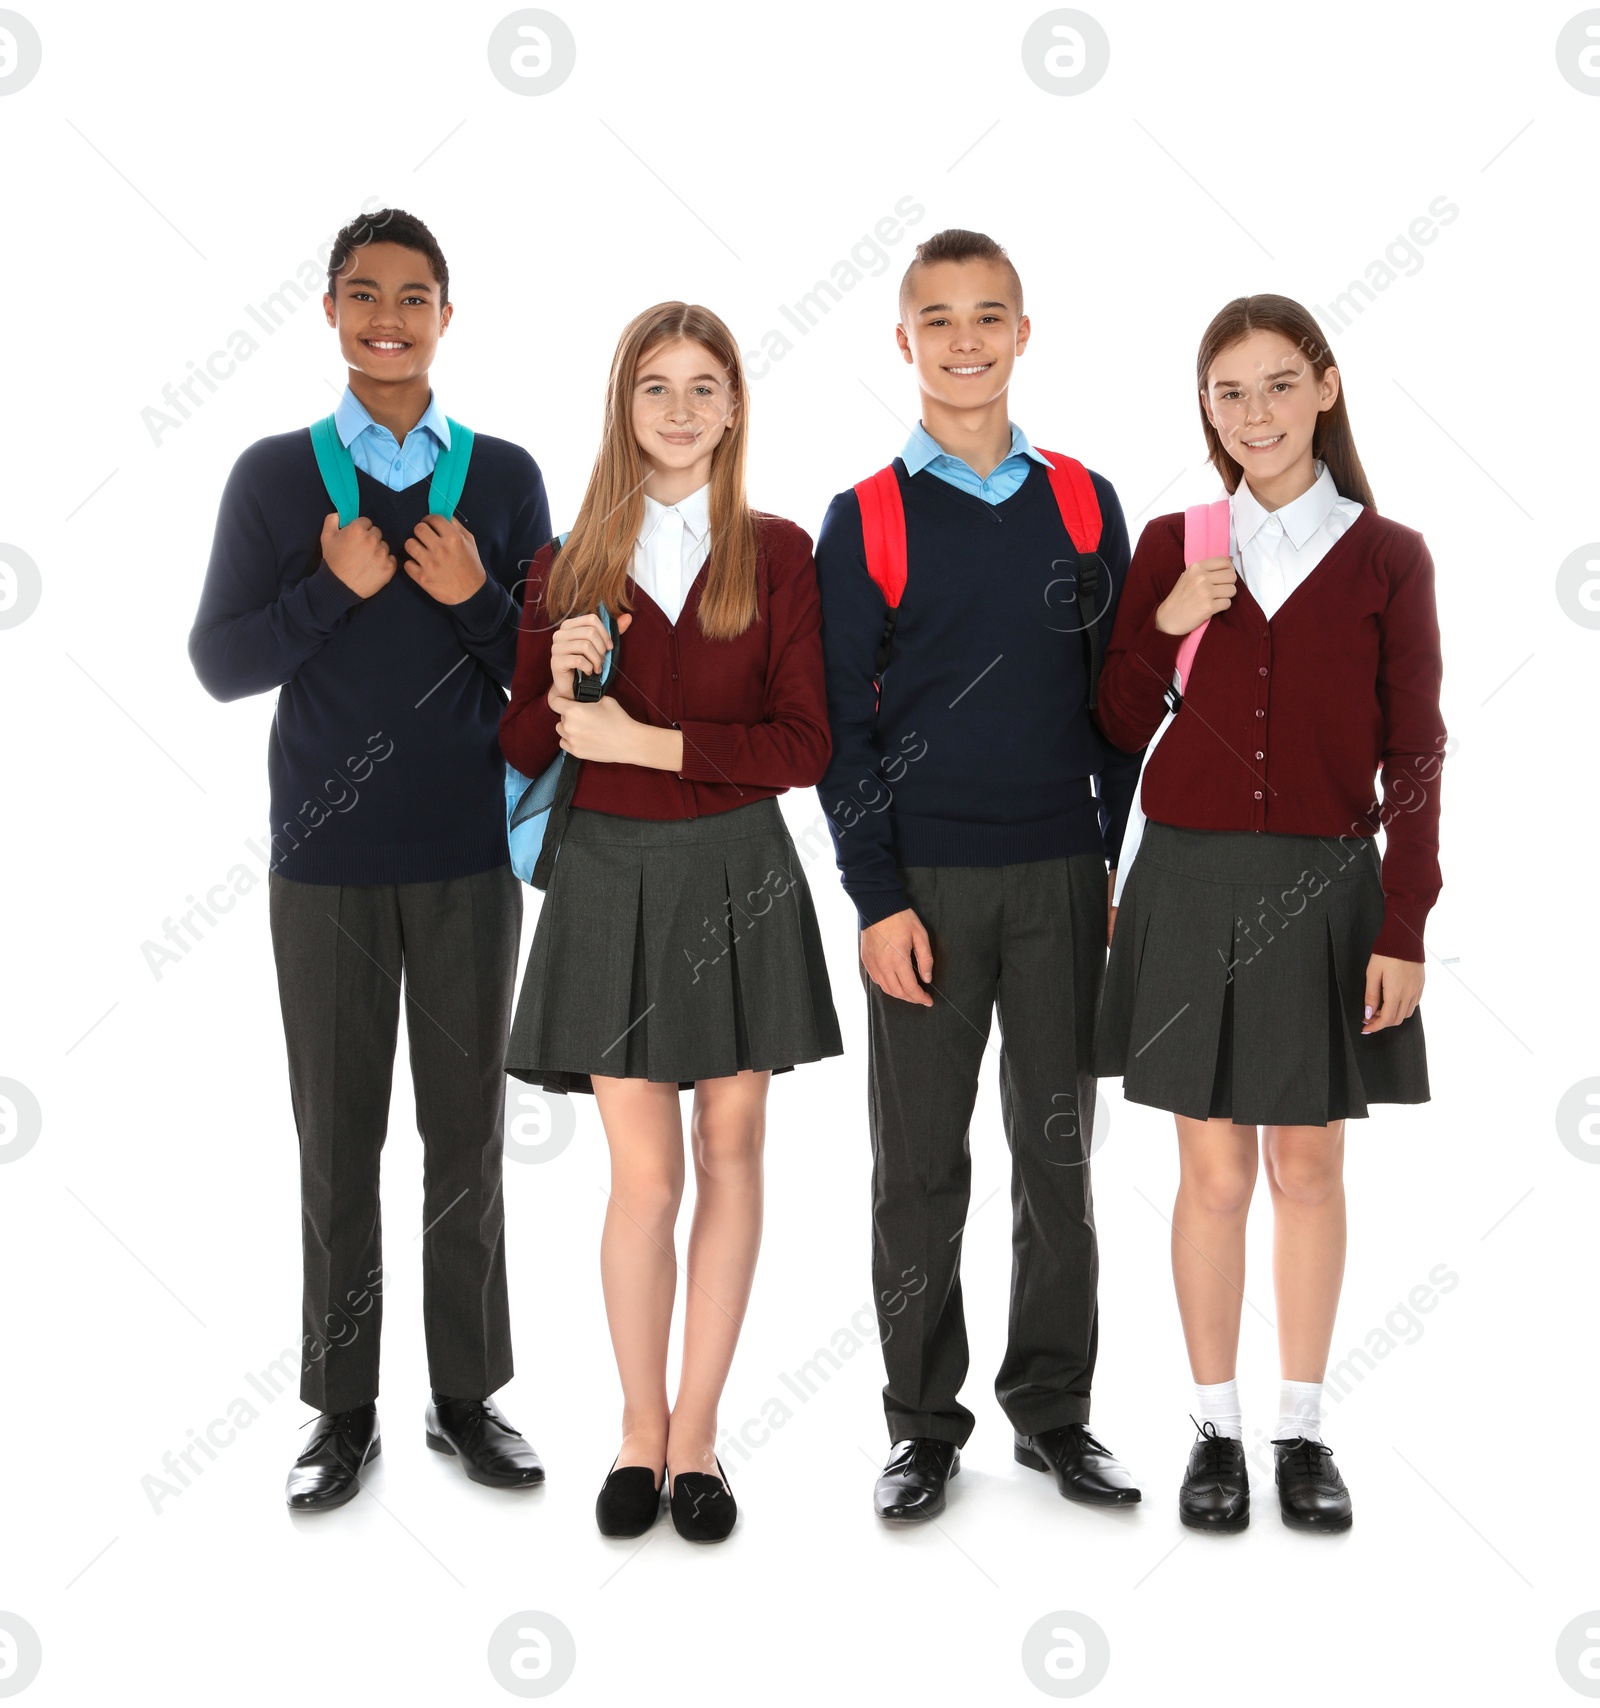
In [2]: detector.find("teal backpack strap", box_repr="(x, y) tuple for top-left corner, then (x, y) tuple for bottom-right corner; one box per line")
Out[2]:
(428, 418), (476, 518)
(309, 414), (360, 528)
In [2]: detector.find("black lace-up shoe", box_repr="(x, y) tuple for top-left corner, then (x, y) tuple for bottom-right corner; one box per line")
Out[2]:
(1014, 1423), (1141, 1506)
(425, 1394), (545, 1489)
(285, 1404), (381, 1512)
(874, 1438), (960, 1522)
(1272, 1435), (1352, 1532)
(1179, 1419), (1249, 1532)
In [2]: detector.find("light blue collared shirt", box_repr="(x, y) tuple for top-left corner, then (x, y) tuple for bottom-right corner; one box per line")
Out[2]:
(901, 419), (1050, 505)
(334, 385), (451, 492)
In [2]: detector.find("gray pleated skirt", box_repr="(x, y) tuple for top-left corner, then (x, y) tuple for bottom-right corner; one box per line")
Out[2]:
(1095, 822), (1429, 1125)
(506, 797), (843, 1094)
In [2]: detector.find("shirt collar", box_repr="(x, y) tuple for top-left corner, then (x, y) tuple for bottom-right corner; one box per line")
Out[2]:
(901, 419), (1050, 479)
(639, 482), (712, 546)
(334, 385), (451, 451)
(1232, 460), (1340, 550)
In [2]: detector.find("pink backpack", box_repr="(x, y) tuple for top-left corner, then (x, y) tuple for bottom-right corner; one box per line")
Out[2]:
(1172, 499), (1231, 701)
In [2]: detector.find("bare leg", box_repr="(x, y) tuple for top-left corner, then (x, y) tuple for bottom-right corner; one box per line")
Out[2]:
(591, 1076), (685, 1478)
(1261, 1121), (1347, 1382)
(1172, 1116), (1261, 1384)
(669, 1069), (770, 1483)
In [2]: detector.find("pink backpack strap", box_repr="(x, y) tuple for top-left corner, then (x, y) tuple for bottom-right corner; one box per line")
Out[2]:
(1174, 500), (1231, 694)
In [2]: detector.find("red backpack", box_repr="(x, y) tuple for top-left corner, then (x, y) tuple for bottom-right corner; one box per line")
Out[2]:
(853, 452), (1108, 707)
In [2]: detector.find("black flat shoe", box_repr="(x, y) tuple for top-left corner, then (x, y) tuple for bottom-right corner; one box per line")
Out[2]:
(1014, 1423), (1141, 1506)
(596, 1457), (664, 1538)
(425, 1394), (545, 1489)
(1179, 1419), (1249, 1532)
(668, 1457), (736, 1543)
(1273, 1436), (1352, 1531)
(285, 1404), (380, 1512)
(874, 1438), (960, 1522)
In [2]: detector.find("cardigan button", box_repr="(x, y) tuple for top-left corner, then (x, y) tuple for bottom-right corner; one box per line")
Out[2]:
(1254, 708), (1265, 718)
(1255, 750), (1264, 760)
(1258, 666), (1268, 677)
(1253, 790), (1263, 800)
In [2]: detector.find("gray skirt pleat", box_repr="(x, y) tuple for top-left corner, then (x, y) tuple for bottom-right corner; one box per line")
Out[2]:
(1095, 822), (1430, 1125)
(506, 797), (843, 1094)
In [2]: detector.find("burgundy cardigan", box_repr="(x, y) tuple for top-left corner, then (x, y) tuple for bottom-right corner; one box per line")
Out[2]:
(500, 512), (832, 819)
(1096, 507), (1445, 961)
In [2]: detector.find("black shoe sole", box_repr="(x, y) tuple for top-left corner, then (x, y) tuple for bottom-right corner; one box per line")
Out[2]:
(425, 1430), (545, 1488)
(1279, 1504), (1353, 1532)
(1179, 1500), (1250, 1533)
(286, 1438), (381, 1512)
(1014, 1444), (1142, 1505)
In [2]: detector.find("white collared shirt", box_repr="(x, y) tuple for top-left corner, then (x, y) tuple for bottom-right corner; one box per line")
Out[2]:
(633, 484), (712, 625)
(1232, 461), (1363, 620)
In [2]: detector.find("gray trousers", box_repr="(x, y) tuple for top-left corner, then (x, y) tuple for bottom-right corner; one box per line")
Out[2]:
(865, 856), (1106, 1446)
(268, 864), (521, 1411)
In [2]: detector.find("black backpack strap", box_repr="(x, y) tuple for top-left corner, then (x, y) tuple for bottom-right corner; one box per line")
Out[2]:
(528, 537), (608, 893)
(874, 607), (899, 680)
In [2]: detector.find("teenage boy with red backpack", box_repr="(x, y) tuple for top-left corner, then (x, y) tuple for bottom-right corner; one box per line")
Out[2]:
(815, 229), (1145, 1521)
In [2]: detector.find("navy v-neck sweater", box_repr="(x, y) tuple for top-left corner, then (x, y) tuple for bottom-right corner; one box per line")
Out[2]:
(814, 458), (1141, 928)
(189, 426), (551, 884)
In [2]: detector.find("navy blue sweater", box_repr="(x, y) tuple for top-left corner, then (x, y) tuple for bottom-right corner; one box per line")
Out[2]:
(814, 459), (1143, 927)
(189, 427), (551, 884)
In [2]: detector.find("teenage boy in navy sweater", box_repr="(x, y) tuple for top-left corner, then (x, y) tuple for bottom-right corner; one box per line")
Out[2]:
(816, 229), (1144, 1521)
(190, 209), (552, 1512)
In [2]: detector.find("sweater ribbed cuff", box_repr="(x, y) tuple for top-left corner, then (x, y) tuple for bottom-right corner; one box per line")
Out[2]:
(677, 720), (740, 784)
(450, 573), (511, 643)
(307, 561), (364, 626)
(853, 887), (914, 930)
(1372, 898), (1431, 963)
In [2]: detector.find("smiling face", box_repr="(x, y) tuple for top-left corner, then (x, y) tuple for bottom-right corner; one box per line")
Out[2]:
(323, 241), (451, 384)
(896, 257), (1029, 410)
(630, 337), (737, 490)
(1202, 329), (1340, 494)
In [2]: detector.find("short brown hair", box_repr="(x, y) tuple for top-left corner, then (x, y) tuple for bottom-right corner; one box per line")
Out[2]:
(898, 228), (1024, 320)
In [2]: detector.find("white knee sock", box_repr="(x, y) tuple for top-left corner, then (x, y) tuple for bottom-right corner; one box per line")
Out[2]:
(1194, 1378), (1243, 1440)
(1275, 1379), (1323, 1443)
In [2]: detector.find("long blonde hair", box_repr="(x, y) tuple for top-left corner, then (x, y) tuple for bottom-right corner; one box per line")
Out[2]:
(548, 302), (760, 639)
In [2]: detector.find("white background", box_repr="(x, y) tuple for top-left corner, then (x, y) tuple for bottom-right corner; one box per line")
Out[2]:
(2, 1), (1596, 1703)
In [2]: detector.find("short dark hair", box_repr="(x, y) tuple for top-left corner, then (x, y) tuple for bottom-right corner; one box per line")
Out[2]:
(898, 228), (1023, 320)
(327, 207), (450, 306)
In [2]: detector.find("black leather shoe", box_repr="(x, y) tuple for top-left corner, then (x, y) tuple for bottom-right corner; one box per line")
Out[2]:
(668, 1457), (736, 1543)
(597, 1458), (664, 1538)
(1273, 1436), (1352, 1531)
(874, 1438), (960, 1522)
(425, 1394), (545, 1488)
(1179, 1420), (1249, 1532)
(1014, 1423), (1141, 1506)
(285, 1404), (380, 1512)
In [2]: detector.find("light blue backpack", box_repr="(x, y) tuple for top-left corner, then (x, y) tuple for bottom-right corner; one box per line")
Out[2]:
(504, 533), (618, 888)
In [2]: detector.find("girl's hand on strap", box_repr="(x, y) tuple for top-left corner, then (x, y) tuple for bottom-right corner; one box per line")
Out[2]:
(1155, 555), (1236, 636)
(556, 695), (682, 770)
(1361, 954), (1425, 1033)
(549, 611), (632, 685)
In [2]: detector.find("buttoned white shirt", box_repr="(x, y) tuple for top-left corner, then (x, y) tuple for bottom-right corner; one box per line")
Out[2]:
(632, 484), (712, 625)
(1232, 460), (1363, 620)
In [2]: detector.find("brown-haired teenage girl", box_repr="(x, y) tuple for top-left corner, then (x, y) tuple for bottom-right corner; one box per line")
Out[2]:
(500, 302), (842, 1543)
(1095, 294), (1444, 1534)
